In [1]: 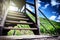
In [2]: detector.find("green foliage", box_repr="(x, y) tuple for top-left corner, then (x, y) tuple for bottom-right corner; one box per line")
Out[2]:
(40, 17), (60, 35)
(8, 30), (14, 36)
(26, 13), (35, 22)
(8, 24), (34, 36)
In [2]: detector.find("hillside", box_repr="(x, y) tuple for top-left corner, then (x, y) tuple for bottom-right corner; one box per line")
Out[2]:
(40, 17), (60, 35)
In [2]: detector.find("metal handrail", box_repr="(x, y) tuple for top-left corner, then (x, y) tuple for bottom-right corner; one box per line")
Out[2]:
(26, 8), (35, 17)
(25, 0), (53, 35)
(26, 2), (35, 6)
(40, 23), (51, 34)
(38, 9), (58, 35)
(38, 9), (56, 30)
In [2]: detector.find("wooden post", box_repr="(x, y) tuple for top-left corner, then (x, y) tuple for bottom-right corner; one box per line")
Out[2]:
(24, 6), (26, 13)
(34, 0), (40, 35)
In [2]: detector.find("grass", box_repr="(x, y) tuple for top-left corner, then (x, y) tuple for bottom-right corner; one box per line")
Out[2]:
(40, 17), (60, 35)
(8, 24), (34, 36)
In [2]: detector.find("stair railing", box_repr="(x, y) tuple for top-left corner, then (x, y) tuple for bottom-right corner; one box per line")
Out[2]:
(24, 0), (55, 35)
(25, 0), (40, 35)
(24, 0), (58, 35)
(38, 9), (58, 35)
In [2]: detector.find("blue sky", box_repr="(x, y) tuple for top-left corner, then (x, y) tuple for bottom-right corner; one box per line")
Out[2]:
(26, 0), (60, 22)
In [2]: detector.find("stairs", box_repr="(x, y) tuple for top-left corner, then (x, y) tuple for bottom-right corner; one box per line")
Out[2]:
(2, 11), (38, 35)
(0, 35), (59, 40)
(4, 27), (37, 30)
(0, 0), (40, 37)
(6, 20), (33, 24)
(7, 16), (29, 21)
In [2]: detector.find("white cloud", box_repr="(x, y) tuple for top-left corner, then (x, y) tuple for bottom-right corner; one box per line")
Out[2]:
(38, 0), (41, 3)
(51, 0), (60, 6)
(38, 0), (41, 8)
(45, 4), (49, 8)
(56, 20), (60, 22)
(42, 4), (49, 9)
(38, 3), (41, 8)
(26, 4), (34, 11)
(26, 0), (41, 13)
(37, 0), (41, 16)
(51, 0), (57, 6)
(26, 0), (42, 15)
(57, 15), (60, 19)
(26, 0), (41, 11)
(55, 15), (60, 22)
(49, 16), (56, 20)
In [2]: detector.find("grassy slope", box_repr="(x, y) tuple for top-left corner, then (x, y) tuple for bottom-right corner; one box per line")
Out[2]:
(27, 13), (60, 35)
(40, 17), (60, 35)
(8, 13), (60, 35)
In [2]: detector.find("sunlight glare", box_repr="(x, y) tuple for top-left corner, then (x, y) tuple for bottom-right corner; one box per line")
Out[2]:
(9, 6), (18, 11)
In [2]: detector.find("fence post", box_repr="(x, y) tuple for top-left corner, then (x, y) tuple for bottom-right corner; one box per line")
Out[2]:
(34, 0), (40, 35)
